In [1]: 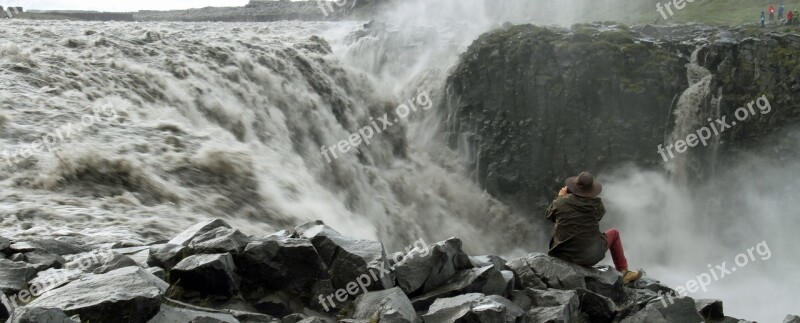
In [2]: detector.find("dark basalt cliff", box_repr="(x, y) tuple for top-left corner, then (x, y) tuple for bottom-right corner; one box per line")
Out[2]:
(443, 23), (800, 212)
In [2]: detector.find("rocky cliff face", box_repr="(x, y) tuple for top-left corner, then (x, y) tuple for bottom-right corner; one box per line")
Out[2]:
(443, 23), (800, 212)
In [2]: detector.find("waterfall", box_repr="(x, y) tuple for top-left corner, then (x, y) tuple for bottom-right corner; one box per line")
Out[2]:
(0, 20), (529, 253)
(665, 46), (720, 184)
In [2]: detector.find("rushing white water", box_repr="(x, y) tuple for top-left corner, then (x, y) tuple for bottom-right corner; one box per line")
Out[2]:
(0, 19), (531, 254)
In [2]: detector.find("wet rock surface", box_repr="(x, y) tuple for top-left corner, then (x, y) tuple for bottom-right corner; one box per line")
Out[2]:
(0, 219), (776, 322)
(444, 23), (800, 213)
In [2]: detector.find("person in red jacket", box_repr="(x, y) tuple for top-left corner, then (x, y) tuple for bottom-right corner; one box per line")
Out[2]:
(789, 9), (795, 26)
(769, 5), (776, 21)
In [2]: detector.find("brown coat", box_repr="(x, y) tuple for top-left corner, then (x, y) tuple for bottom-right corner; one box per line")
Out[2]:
(546, 195), (608, 267)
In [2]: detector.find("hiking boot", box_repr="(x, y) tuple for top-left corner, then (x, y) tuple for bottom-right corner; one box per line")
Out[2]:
(622, 269), (643, 284)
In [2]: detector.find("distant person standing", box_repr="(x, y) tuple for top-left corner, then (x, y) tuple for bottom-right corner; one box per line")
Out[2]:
(769, 5), (776, 21)
(788, 9), (794, 25)
(779, 4), (785, 20)
(761, 11), (766, 27)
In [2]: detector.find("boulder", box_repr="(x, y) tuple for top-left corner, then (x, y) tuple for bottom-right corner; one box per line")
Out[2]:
(113, 246), (151, 266)
(68, 252), (139, 274)
(235, 236), (327, 296)
(0, 260), (38, 294)
(630, 277), (674, 295)
(169, 219), (232, 246)
(785, 315), (800, 323)
(394, 238), (472, 295)
(25, 266), (168, 323)
(0, 236), (11, 251)
(21, 252), (66, 271)
(189, 227), (250, 255)
(294, 221), (392, 291)
(574, 288), (616, 323)
(469, 255), (506, 272)
(619, 296), (703, 323)
(146, 304), (239, 323)
(351, 287), (419, 323)
(252, 291), (304, 317)
(526, 305), (577, 323)
(170, 253), (240, 297)
(695, 299), (724, 321)
(8, 240), (89, 256)
(421, 293), (524, 323)
(146, 267), (166, 280)
(26, 269), (86, 300)
(148, 244), (189, 269)
(1, 294), (10, 322)
(410, 266), (507, 311)
(63, 248), (117, 273)
(9, 307), (78, 323)
(506, 253), (622, 302)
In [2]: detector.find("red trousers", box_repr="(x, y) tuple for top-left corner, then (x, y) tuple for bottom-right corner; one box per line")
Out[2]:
(604, 228), (628, 272)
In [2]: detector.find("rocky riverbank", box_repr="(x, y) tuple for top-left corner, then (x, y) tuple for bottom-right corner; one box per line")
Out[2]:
(1, 219), (794, 322)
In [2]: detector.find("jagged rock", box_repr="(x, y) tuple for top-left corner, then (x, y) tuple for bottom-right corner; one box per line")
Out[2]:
(19, 251), (66, 271)
(146, 304), (239, 323)
(695, 299), (724, 321)
(25, 266), (168, 323)
(515, 288), (581, 322)
(0, 236), (11, 251)
(500, 270), (514, 296)
(630, 277), (674, 295)
(170, 253), (240, 297)
(9, 240), (88, 256)
(169, 219), (232, 246)
(506, 253), (622, 302)
(235, 236), (327, 296)
(784, 315), (800, 323)
(9, 307), (78, 323)
(89, 252), (140, 274)
(294, 221), (393, 291)
(469, 255), (506, 272)
(574, 288), (616, 323)
(146, 267), (166, 280)
(26, 269), (86, 301)
(113, 246), (151, 266)
(1, 294), (10, 322)
(505, 257), (546, 291)
(394, 238), (472, 295)
(189, 227), (251, 255)
(351, 287), (419, 323)
(232, 311), (281, 323)
(526, 305), (576, 323)
(252, 291), (304, 317)
(421, 293), (524, 323)
(619, 296), (703, 323)
(0, 260), (38, 294)
(148, 243), (189, 269)
(410, 265), (507, 311)
(63, 249), (117, 272)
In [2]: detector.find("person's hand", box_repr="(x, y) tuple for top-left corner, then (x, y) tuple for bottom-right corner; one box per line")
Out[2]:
(558, 186), (568, 198)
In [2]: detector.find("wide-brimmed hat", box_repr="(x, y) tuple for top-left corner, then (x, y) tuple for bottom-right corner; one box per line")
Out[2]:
(565, 172), (602, 198)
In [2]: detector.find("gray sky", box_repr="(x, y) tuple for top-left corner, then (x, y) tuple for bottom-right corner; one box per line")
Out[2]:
(3, 0), (251, 12)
